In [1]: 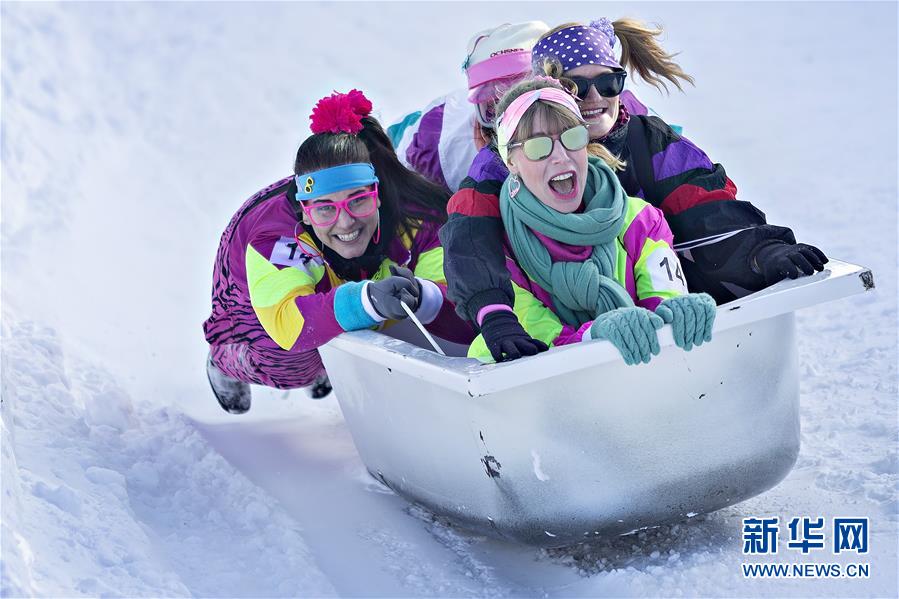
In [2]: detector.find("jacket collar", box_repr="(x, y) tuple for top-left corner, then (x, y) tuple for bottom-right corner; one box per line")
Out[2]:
(592, 102), (631, 156)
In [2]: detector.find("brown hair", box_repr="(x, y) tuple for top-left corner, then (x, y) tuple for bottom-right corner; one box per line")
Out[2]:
(535, 19), (694, 94)
(494, 78), (625, 171)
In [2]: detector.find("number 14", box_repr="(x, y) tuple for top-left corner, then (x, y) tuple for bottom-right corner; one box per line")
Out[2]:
(659, 256), (686, 286)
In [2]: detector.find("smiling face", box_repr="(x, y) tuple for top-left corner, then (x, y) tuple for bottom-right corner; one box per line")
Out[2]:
(565, 64), (621, 139)
(301, 185), (380, 259)
(507, 108), (588, 214)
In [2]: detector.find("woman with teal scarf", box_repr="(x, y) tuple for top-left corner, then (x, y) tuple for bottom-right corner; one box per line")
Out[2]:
(465, 78), (716, 364)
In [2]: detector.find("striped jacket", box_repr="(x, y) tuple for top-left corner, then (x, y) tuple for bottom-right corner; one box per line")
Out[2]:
(203, 176), (472, 389)
(467, 195), (688, 360)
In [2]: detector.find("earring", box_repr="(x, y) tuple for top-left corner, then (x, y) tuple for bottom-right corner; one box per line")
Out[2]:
(509, 174), (521, 199)
(294, 221), (303, 244)
(373, 221), (381, 244)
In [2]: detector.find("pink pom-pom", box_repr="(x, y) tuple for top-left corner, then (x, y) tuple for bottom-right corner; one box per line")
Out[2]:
(309, 89), (373, 135)
(344, 89), (372, 118)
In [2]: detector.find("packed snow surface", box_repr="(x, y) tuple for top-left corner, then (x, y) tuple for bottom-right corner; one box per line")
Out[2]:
(2, 2), (896, 597)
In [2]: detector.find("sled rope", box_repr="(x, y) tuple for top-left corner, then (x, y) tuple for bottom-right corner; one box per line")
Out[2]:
(674, 227), (754, 252)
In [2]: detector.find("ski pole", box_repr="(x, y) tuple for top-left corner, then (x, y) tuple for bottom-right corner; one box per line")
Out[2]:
(400, 301), (446, 356)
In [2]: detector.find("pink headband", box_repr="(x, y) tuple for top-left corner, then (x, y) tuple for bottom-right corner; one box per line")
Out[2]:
(466, 50), (533, 101)
(496, 87), (582, 163)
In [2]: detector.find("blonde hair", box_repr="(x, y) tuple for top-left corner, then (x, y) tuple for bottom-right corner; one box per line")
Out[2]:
(536, 19), (694, 94)
(495, 78), (625, 171)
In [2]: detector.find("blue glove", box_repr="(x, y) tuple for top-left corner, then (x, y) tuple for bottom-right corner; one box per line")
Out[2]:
(588, 307), (664, 365)
(654, 293), (716, 351)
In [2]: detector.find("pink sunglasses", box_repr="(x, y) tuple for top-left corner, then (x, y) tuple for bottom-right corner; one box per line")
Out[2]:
(301, 185), (379, 227)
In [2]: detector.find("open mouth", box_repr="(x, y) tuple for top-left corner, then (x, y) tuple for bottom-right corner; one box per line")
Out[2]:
(547, 171), (578, 199)
(334, 229), (362, 243)
(581, 107), (608, 120)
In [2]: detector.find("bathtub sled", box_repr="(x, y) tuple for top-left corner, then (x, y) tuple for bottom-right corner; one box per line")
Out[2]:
(318, 259), (874, 547)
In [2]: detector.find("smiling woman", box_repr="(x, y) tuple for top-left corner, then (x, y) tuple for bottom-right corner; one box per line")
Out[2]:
(202, 90), (474, 414)
(294, 163), (381, 259)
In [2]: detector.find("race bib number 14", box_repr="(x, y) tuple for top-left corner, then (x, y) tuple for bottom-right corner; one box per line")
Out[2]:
(269, 236), (324, 274)
(647, 246), (689, 294)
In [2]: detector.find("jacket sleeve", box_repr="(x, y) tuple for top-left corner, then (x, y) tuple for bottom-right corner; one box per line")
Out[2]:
(440, 146), (517, 324)
(668, 202), (795, 302)
(391, 89), (480, 193)
(439, 209), (514, 325)
(622, 200), (690, 312)
(393, 101), (449, 190)
(637, 116), (798, 303)
(244, 235), (380, 354)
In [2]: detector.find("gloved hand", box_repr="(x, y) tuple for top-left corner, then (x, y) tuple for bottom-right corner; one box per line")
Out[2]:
(480, 310), (549, 362)
(588, 307), (663, 365)
(752, 242), (827, 285)
(366, 265), (422, 320)
(655, 293), (716, 351)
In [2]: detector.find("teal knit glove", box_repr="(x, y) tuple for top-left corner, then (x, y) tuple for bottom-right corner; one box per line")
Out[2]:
(654, 293), (716, 351)
(588, 307), (664, 365)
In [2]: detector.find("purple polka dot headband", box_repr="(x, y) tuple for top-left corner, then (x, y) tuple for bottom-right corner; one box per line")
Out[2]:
(531, 18), (622, 73)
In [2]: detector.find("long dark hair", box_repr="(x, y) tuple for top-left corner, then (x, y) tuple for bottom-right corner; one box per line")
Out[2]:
(293, 116), (450, 280)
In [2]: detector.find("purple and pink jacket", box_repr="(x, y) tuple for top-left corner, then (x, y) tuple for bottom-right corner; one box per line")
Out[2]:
(203, 176), (472, 389)
(465, 182), (688, 360)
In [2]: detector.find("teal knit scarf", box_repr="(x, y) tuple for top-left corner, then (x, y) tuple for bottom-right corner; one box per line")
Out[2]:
(500, 155), (634, 327)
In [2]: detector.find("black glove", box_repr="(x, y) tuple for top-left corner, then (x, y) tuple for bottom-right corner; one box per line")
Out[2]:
(366, 265), (422, 320)
(752, 242), (828, 285)
(480, 310), (549, 362)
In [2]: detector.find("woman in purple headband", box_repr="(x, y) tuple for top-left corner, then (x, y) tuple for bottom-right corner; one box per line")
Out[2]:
(202, 90), (473, 413)
(441, 17), (827, 363)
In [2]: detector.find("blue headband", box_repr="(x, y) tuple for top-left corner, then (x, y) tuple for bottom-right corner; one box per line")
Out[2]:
(294, 163), (379, 202)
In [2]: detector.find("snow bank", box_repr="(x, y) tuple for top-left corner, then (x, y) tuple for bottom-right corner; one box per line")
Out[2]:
(1, 314), (336, 597)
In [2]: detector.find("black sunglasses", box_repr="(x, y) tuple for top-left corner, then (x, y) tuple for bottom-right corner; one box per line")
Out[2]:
(567, 70), (627, 100)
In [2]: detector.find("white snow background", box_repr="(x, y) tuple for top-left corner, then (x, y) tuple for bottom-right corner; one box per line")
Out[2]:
(2, 2), (896, 597)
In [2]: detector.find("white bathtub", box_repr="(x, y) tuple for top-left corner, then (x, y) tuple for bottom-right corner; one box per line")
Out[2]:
(318, 259), (873, 547)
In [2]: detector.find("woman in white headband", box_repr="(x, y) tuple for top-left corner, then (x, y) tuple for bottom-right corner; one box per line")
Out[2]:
(463, 78), (716, 365)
